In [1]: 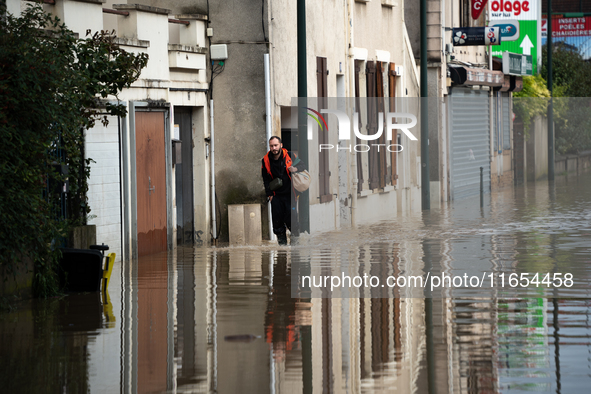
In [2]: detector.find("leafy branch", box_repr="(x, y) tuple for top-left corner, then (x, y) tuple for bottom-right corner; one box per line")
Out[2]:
(0, 4), (148, 297)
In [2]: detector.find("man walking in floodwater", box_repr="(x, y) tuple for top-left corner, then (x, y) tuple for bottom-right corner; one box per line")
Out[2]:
(261, 136), (306, 245)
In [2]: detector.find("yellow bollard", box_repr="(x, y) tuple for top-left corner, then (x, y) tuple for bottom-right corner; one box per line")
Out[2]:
(102, 252), (116, 292)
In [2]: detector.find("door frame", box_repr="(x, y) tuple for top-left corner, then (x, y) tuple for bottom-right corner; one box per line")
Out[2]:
(126, 101), (173, 260)
(173, 107), (195, 245)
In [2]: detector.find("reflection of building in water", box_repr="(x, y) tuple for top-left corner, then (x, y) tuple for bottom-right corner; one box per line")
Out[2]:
(120, 249), (213, 393)
(137, 254), (170, 393)
(174, 247), (210, 393)
(453, 299), (498, 393)
(496, 298), (550, 392)
(272, 240), (460, 393)
(216, 249), (271, 393)
(443, 226), (500, 393)
(113, 240), (561, 393)
(119, 248), (274, 393)
(265, 253), (297, 362)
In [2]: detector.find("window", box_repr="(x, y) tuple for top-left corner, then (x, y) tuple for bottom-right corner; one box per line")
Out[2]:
(388, 62), (398, 185)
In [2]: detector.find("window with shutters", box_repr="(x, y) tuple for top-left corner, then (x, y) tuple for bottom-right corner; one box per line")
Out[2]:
(365, 61), (394, 190)
(366, 61), (380, 190)
(376, 62), (388, 189)
(316, 56), (332, 203)
(388, 62), (398, 185)
(354, 61), (364, 193)
(355, 60), (400, 193)
(365, 61), (380, 190)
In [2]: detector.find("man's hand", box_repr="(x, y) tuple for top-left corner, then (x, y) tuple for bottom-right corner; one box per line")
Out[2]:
(288, 166), (297, 173)
(269, 196), (273, 202)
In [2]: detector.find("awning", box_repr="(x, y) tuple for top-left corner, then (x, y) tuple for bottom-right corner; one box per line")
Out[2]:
(449, 65), (522, 91)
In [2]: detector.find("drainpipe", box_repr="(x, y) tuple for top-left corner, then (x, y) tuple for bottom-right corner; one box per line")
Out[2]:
(347, 0), (357, 227)
(210, 99), (217, 245)
(264, 54), (275, 241)
(297, 0), (310, 234)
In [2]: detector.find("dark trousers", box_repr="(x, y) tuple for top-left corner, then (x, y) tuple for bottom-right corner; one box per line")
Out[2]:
(271, 193), (299, 236)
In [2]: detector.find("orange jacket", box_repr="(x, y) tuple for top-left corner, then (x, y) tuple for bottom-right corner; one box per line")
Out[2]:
(262, 148), (292, 180)
(262, 148), (296, 197)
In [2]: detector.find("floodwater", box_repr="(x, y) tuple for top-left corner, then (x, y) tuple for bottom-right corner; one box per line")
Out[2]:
(2, 172), (591, 394)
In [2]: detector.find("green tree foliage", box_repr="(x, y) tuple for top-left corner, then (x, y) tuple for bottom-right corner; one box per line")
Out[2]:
(541, 42), (591, 97)
(513, 74), (551, 134)
(541, 43), (591, 154)
(514, 43), (591, 154)
(554, 98), (591, 154)
(0, 5), (148, 297)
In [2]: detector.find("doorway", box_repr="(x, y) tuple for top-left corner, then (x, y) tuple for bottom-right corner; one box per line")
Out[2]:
(135, 111), (167, 256)
(174, 108), (194, 245)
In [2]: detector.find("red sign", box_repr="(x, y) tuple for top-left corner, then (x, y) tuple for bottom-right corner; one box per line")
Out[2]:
(541, 16), (591, 38)
(472, 0), (488, 20)
(490, 0), (530, 17)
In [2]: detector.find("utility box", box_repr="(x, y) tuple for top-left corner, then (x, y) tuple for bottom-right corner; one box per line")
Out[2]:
(210, 44), (228, 60)
(228, 204), (262, 246)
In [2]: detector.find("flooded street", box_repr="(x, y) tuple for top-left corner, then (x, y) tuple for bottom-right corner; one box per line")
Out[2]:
(2, 172), (591, 394)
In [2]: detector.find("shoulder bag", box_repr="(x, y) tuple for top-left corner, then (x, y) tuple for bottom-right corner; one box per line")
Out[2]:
(290, 156), (312, 192)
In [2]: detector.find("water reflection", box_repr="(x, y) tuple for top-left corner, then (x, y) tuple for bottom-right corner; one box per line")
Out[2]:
(1, 172), (591, 393)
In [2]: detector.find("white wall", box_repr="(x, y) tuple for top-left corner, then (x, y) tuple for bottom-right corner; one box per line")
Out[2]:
(86, 115), (123, 262)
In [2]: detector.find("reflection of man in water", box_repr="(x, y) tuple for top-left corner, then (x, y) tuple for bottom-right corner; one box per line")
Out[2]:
(265, 253), (297, 361)
(261, 136), (306, 245)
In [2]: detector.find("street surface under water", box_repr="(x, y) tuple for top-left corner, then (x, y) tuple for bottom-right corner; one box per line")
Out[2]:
(2, 171), (591, 393)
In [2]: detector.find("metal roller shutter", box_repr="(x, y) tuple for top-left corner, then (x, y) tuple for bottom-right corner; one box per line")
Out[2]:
(449, 87), (491, 200)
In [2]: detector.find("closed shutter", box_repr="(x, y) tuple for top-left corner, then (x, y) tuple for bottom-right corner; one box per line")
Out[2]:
(366, 61), (379, 190)
(449, 87), (491, 200)
(388, 63), (397, 185)
(355, 62), (363, 193)
(376, 62), (387, 189)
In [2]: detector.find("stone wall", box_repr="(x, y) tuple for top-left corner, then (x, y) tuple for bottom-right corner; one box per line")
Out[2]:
(555, 151), (591, 174)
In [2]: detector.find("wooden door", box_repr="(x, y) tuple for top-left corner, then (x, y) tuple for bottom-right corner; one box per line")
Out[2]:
(136, 111), (167, 256)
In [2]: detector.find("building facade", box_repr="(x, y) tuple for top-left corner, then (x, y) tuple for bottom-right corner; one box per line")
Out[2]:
(7, 0), (528, 253)
(8, 0), (211, 260)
